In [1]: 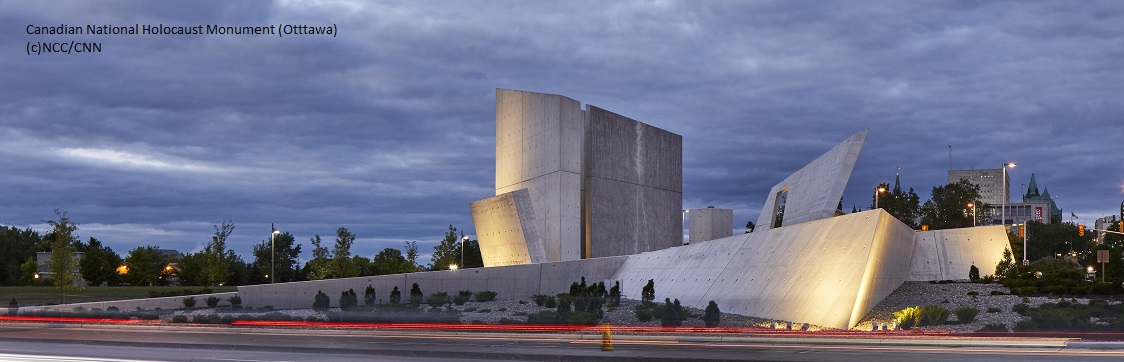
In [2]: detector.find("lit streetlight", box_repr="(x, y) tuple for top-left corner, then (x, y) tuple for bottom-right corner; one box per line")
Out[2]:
(271, 224), (281, 284)
(967, 201), (976, 227)
(1001, 162), (1016, 228)
(449, 264), (458, 271)
(874, 186), (887, 209)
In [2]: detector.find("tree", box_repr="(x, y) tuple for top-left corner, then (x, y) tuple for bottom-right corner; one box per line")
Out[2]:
(333, 227), (359, 278)
(176, 252), (208, 286)
(703, 301), (721, 327)
(404, 241), (420, 270)
(371, 247), (416, 275)
(305, 235), (334, 280)
(773, 205), (785, 228)
(352, 255), (373, 276)
(0, 226), (41, 286)
(202, 221), (236, 286)
(872, 181), (923, 229)
(45, 209), (82, 298)
(250, 232), (302, 284)
(642, 279), (655, 303)
(745, 221), (755, 233)
(124, 246), (169, 286)
(919, 180), (983, 230)
(430, 225), (460, 270)
(79, 237), (123, 286)
(453, 233), (484, 269)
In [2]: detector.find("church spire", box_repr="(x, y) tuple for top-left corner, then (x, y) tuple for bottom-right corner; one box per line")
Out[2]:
(893, 166), (902, 193)
(1026, 173), (1040, 199)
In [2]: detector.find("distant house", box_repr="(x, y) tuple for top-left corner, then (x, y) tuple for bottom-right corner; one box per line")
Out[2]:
(34, 251), (87, 287)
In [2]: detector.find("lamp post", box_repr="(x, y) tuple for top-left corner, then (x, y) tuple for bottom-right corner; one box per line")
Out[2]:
(1001, 162), (1016, 229)
(270, 224), (280, 284)
(874, 186), (887, 209)
(968, 201), (976, 227)
(460, 235), (468, 269)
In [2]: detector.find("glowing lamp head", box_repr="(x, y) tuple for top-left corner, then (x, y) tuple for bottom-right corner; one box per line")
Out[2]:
(449, 264), (458, 271)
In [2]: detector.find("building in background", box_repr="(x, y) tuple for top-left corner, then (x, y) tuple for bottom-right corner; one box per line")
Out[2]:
(948, 169), (1008, 205)
(991, 173), (1062, 225)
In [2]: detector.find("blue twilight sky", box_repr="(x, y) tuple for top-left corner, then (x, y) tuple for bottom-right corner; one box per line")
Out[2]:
(3, 1), (1123, 263)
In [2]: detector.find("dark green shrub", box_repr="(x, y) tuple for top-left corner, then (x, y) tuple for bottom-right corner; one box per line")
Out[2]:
(556, 293), (572, 313)
(220, 315), (236, 324)
(427, 292), (449, 307)
(979, 275), (996, 283)
(990, 290), (1005, 295)
(566, 311), (600, 325)
(107, 306), (119, 312)
(921, 305), (950, 325)
(1015, 286), (1038, 296)
(514, 311), (527, 316)
(205, 296), (221, 307)
(409, 283), (424, 305)
(978, 323), (1008, 332)
(390, 286), (402, 304)
(475, 291), (498, 302)
(136, 312), (159, 320)
(635, 306), (654, 322)
(532, 294), (549, 306)
(1012, 303), (1029, 315)
(192, 314), (221, 324)
(661, 298), (683, 327)
(1056, 300), (1072, 308)
(171, 315), (188, 323)
(228, 295), (242, 306)
(967, 291), (979, 296)
(703, 301), (721, 327)
(365, 285), (376, 306)
(969, 265), (980, 282)
(1046, 285), (1068, 295)
(453, 291), (472, 306)
(7, 298), (16, 308)
(181, 297), (197, 308)
(954, 307), (979, 323)
(987, 307), (1001, 313)
(544, 295), (557, 308)
(313, 290), (330, 311)
(526, 311), (559, 324)
(340, 289), (359, 311)
(642, 279), (655, 303)
(609, 281), (621, 307)
(893, 306), (923, 329)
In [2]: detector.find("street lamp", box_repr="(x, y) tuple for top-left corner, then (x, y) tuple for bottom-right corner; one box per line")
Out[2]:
(1001, 162), (1016, 229)
(271, 224), (281, 284)
(461, 235), (468, 269)
(449, 264), (458, 271)
(874, 186), (887, 209)
(967, 201), (976, 227)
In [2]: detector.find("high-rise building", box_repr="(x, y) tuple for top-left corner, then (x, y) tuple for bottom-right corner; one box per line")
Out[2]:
(948, 169), (1008, 205)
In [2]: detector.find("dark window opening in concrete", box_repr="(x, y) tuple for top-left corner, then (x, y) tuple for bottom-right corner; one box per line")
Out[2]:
(773, 187), (788, 228)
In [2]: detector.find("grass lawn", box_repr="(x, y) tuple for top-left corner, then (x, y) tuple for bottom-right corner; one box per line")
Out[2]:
(2, 286), (237, 307)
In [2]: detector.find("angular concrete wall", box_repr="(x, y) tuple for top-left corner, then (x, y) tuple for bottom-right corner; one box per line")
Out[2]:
(908, 225), (1009, 281)
(494, 89), (584, 263)
(757, 130), (867, 231)
(585, 105), (683, 258)
(688, 208), (733, 243)
(615, 209), (913, 329)
(470, 189), (545, 266)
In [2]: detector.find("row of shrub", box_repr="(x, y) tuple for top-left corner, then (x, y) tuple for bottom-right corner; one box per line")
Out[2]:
(181, 295), (241, 308)
(313, 284), (498, 311)
(1011, 299), (1124, 331)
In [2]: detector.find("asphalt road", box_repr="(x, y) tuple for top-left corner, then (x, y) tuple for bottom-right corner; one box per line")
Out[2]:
(2, 323), (1124, 361)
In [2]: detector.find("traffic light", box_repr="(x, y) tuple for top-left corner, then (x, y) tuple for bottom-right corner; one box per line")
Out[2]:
(1019, 224), (1025, 238)
(1079, 224), (1085, 237)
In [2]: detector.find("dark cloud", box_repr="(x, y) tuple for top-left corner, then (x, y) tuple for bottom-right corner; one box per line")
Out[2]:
(2, 1), (1122, 261)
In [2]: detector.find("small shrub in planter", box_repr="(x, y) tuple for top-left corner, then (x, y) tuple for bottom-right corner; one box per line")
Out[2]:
(364, 285), (376, 306)
(703, 301), (721, 327)
(920, 305), (950, 325)
(893, 306), (923, 330)
(453, 291), (472, 306)
(532, 294), (549, 306)
(986, 307), (1002, 313)
(390, 286), (402, 304)
(967, 291), (979, 296)
(954, 307), (979, 323)
(969, 265), (980, 282)
(339, 289), (359, 311)
(475, 291), (498, 302)
(409, 283), (424, 305)
(1012, 303), (1029, 315)
(313, 290), (330, 311)
(544, 296), (557, 308)
(182, 297), (197, 308)
(426, 292), (449, 308)
(228, 295), (242, 306)
(477, 308), (491, 313)
(205, 296), (221, 308)
(171, 315), (189, 323)
(990, 291), (1005, 295)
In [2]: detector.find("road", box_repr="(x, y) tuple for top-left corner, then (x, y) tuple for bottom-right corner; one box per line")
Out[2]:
(2, 322), (1124, 361)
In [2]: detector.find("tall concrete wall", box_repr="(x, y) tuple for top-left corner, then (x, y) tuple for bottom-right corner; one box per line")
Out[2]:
(585, 105), (683, 258)
(494, 89), (584, 263)
(470, 189), (546, 266)
(757, 130), (867, 231)
(908, 225), (1009, 281)
(688, 208), (733, 243)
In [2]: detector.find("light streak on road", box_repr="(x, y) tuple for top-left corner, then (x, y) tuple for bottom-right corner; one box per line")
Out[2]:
(0, 353), (160, 362)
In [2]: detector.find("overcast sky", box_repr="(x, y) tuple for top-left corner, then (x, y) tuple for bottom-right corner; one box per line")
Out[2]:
(4, 1), (1123, 264)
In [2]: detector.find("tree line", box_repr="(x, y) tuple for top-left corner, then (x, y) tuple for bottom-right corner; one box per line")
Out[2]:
(0, 210), (484, 289)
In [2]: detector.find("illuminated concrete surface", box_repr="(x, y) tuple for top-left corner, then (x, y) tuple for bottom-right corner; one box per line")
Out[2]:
(908, 225), (1009, 281)
(16, 292), (238, 312)
(687, 207), (733, 243)
(470, 189), (545, 266)
(756, 130), (868, 232)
